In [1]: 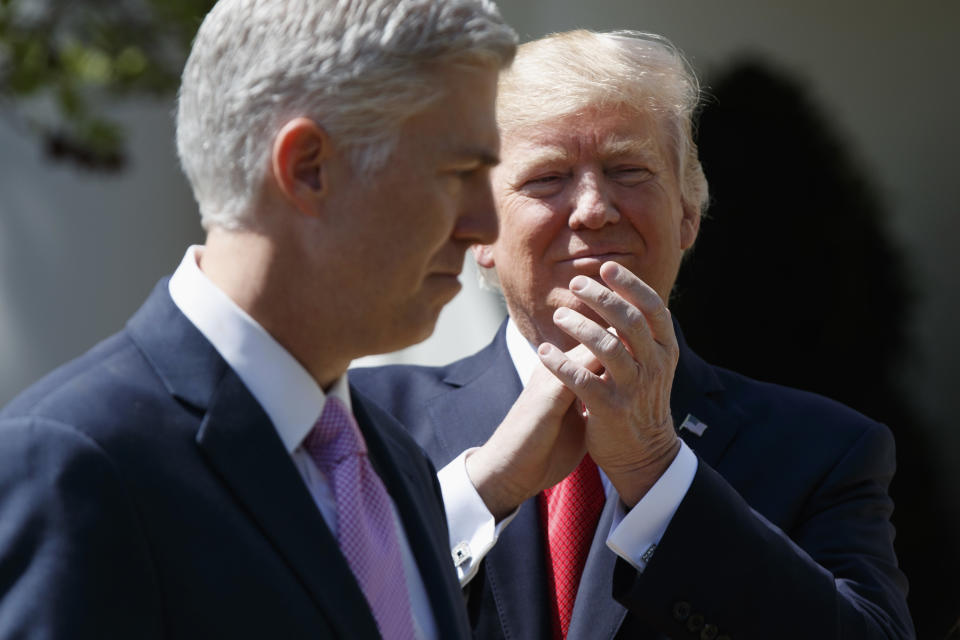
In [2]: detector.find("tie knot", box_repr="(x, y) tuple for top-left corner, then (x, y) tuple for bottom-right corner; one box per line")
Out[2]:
(304, 396), (367, 469)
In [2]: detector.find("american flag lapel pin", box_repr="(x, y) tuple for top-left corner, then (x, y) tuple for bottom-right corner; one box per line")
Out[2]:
(679, 414), (708, 437)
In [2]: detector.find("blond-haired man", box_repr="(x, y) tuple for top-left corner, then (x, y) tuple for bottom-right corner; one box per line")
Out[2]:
(355, 30), (913, 640)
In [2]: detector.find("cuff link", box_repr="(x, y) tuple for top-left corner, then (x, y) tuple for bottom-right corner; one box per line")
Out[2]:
(640, 543), (657, 565)
(452, 542), (472, 568)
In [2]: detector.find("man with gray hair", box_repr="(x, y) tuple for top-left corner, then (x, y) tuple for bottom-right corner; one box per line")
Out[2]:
(0, 1), (514, 637)
(354, 30), (914, 639)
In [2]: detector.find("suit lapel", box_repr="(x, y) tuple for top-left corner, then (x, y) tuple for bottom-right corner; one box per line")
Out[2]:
(351, 390), (470, 638)
(424, 325), (553, 639)
(127, 280), (381, 638)
(670, 322), (745, 468)
(567, 496), (629, 640)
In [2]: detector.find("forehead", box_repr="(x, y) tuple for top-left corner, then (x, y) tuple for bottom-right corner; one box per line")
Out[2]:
(500, 106), (667, 166)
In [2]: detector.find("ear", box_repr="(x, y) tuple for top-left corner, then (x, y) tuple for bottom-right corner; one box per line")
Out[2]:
(271, 117), (330, 216)
(472, 243), (496, 268)
(679, 201), (701, 250)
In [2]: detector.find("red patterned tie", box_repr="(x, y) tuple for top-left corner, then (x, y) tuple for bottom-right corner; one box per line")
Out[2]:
(304, 397), (417, 640)
(539, 454), (606, 639)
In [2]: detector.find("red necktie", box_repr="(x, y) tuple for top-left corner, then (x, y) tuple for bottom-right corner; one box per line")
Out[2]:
(539, 454), (605, 639)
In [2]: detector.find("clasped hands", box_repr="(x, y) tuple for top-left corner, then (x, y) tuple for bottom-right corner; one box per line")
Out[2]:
(467, 262), (681, 520)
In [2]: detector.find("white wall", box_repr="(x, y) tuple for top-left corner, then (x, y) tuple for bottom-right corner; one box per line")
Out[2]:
(0, 102), (202, 401)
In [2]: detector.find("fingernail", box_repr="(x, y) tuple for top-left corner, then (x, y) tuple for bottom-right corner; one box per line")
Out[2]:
(570, 276), (588, 292)
(538, 343), (554, 356)
(554, 307), (570, 321)
(604, 262), (621, 278)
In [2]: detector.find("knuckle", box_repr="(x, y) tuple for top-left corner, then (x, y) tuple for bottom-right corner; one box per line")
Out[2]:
(667, 343), (680, 363)
(595, 286), (615, 306)
(571, 315), (589, 335)
(571, 367), (595, 389)
(625, 307), (647, 331)
(597, 333), (621, 358)
(648, 303), (669, 323)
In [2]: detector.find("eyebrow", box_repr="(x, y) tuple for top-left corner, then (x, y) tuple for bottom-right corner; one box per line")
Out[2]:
(598, 137), (658, 159)
(453, 146), (501, 167)
(508, 146), (571, 176)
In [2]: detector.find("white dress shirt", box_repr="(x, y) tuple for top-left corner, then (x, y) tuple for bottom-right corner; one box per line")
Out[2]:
(168, 246), (437, 640)
(438, 318), (698, 584)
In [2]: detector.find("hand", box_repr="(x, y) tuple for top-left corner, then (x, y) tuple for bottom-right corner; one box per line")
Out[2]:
(465, 343), (600, 521)
(537, 261), (680, 507)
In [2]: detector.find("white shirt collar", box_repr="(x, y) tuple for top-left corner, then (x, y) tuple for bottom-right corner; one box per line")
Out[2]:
(168, 245), (351, 454)
(504, 317), (538, 388)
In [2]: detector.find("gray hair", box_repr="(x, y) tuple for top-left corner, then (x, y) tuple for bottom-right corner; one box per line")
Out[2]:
(176, 0), (517, 230)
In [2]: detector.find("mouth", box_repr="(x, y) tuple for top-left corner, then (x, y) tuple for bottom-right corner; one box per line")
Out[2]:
(560, 252), (632, 269)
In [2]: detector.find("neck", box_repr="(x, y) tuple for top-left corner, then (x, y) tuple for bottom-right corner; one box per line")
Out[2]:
(201, 228), (351, 390)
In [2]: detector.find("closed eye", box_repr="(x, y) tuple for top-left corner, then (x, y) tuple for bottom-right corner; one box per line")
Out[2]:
(609, 167), (653, 186)
(518, 173), (566, 197)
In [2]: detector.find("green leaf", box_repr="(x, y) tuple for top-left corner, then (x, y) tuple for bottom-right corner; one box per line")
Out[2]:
(61, 41), (112, 85)
(114, 45), (147, 79)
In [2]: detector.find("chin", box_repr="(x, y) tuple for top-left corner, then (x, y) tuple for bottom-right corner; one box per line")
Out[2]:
(393, 312), (442, 352)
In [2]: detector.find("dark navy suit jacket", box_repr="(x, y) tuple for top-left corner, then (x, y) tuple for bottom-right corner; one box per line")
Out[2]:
(352, 321), (914, 640)
(0, 281), (470, 639)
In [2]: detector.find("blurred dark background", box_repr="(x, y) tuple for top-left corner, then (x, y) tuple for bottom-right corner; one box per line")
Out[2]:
(673, 59), (959, 638)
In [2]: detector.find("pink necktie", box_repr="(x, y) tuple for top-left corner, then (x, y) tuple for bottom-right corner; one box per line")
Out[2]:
(304, 397), (418, 640)
(539, 454), (605, 640)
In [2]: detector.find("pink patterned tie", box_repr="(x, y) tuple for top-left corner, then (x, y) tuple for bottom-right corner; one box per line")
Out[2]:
(539, 454), (605, 640)
(304, 397), (418, 640)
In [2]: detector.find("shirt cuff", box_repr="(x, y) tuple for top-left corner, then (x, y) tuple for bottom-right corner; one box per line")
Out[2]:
(437, 448), (519, 585)
(605, 441), (698, 572)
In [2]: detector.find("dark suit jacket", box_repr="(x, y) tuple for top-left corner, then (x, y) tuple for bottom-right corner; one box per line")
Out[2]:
(0, 280), (470, 639)
(351, 321), (914, 640)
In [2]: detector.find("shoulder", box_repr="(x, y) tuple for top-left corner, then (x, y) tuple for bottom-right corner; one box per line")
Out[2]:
(350, 327), (510, 417)
(3, 331), (127, 414)
(717, 364), (889, 443)
(0, 412), (162, 635)
(676, 332), (892, 468)
(1, 327), (193, 459)
(350, 362), (452, 409)
(351, 387), (433, 459)
(0, 413), (135, 510)
(705, 365), (897, 517)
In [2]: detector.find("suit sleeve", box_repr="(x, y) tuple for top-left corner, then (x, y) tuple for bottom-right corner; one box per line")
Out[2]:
(0, 417), (163, 639)
(611, 422), (914, 640)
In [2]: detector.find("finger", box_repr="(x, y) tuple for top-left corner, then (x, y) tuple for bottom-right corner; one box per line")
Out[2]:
(536, 342), (607, 405)
(567, 273), (653, 361)
(549, 306), (637, 387)
(565, 341), (604, 374)
(599, 261), (676, 348)
(525, 344), (599, 409)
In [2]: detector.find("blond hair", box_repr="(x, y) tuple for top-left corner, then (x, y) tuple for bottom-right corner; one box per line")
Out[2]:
(497, 30), (708, 217)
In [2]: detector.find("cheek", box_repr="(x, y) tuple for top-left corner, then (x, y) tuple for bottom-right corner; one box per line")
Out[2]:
(499, 201), (563, 254)
(622, 190), (684, 242)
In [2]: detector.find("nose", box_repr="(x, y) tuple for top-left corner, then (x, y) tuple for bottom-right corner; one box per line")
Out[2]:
(453, 175), (499, 246)
(568, 173), (620, 230)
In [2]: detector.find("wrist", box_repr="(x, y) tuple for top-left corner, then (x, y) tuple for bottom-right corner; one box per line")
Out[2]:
(598, 432), (681, 508)
(464, 447), (528, 522)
